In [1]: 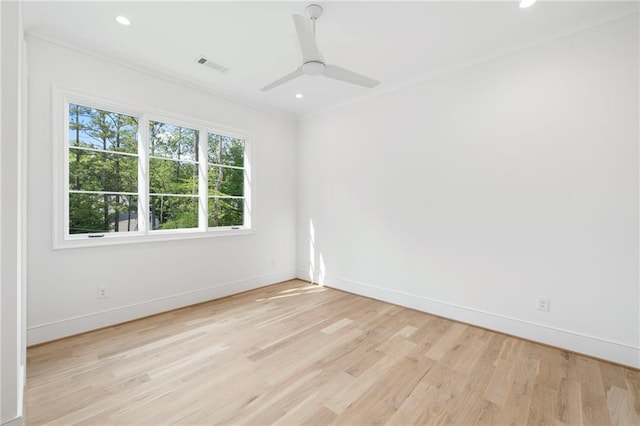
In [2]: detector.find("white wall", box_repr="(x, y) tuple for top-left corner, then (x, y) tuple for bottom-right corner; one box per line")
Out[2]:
(26, 36), (297, 344)
(297, 15), (640, 367)
(1, 1), (26, 424)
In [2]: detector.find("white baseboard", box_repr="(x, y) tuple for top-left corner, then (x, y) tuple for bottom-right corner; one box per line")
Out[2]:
(27, 270), (296, 345)
(1, 417), (23, 426)
(297, 270), (640, 369)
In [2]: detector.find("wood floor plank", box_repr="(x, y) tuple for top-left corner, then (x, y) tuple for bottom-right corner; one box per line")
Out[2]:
(527, 382), (557, 425)
(424, 322), (468, 361)
(333, 355), (434, 425)
(556, 378), (583, 425)
(493, 357), (539, 425)
(484, 358), (517, 406)
(342, 347), (386, 378)
(575, 355), (613, 426)
(625, 368), (640, 413)
(385, 378), (448, 425)
(324, 355), (400, 415)
(25, 279), (640, 425)
(606, 386), (640, 426)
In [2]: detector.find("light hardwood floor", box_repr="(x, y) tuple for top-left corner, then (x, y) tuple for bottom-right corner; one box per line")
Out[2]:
(26, 280), (640, 425)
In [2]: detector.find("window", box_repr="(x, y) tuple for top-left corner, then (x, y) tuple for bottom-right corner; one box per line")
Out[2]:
(208, 134), (245, 227)
(57, 92), (251, 248)
(68, 104), (139, 234)
(148, 121), (200, 230)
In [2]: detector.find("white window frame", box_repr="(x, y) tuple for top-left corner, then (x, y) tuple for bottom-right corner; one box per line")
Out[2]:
(53, 88), (253, 249)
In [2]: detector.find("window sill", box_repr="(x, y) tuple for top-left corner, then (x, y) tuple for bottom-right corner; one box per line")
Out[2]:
(53, 227), (254, 250)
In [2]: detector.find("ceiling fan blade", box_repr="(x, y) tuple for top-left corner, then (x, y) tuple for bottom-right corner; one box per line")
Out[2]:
(261, 67), (304, 92)
(293, 14), (323, 63)
(324, 65), (380, 88)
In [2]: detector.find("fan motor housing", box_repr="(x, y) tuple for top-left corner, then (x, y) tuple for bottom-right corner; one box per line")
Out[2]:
(305, 4), (323, 19)
(302, 61), (326, 75)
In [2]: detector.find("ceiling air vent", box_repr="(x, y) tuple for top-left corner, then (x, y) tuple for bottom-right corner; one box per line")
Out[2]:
(196, 56), (229, 74)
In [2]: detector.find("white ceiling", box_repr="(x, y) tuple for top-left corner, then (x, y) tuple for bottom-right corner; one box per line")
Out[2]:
(23, 1), (639, 117)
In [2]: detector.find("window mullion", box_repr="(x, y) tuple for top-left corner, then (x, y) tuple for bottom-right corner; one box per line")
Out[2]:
(138, 115), (150, 234)
(198, 129), (208, 230)
(63, 101), (71, 239)
(244, 138), (251, 228)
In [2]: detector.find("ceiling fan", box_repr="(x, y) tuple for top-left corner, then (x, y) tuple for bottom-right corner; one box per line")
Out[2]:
(261, 4), (380, 92)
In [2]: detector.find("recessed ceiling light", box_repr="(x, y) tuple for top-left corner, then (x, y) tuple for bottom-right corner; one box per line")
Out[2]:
(115, 16), (131, 26)
(295, 93), (304, 99)
(519, 0), (536, 8)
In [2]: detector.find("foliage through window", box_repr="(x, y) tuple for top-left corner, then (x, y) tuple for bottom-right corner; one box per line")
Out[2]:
(149, 121), (200, 230)
(68, 104), (139, 234)
(64, 100), (250, 243)
(208, 134), (245, 227)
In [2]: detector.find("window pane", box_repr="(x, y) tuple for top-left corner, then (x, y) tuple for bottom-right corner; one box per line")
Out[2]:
(68, 104), (138, 154)
(149, 195), (198, 230)
(69, 193), (138, 234)
(149, 158), (198, 195)
(208, 197), (243, 227)
(208, 166), (244, 197)
(69, 149), (137, 193)
(149, 121), (199, 162)
(208, 134), (244, 167)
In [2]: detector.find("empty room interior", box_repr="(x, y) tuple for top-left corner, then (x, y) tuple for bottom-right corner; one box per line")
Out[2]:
(1, 0), (640, 424)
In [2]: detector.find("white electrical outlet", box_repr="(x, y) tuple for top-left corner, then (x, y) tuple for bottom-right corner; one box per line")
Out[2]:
(537, 297), (550, 312)
(97, 286), (108, 299)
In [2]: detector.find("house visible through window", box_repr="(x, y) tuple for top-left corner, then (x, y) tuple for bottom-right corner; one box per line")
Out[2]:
(62, 98), (250, 246)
